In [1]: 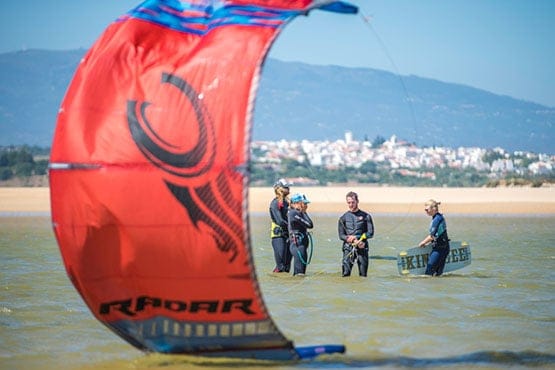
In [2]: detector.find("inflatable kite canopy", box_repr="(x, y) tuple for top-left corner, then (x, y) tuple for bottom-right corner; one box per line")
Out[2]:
(49, 0), (357, 360)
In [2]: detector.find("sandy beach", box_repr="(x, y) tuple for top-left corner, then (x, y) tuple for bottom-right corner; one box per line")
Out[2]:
(1, 186), (554, 214)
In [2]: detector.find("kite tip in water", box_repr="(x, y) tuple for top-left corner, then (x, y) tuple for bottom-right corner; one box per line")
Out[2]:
(295, 344), (346, 359)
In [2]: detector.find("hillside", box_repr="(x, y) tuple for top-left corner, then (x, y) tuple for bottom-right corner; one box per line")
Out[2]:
(1, 49), (553, 154)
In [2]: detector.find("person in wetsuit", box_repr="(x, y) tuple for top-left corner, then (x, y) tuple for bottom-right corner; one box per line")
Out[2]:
(269, 178), (292, 273)
(418, 199), (450, 276)
(288, 193), (313, 276)
(338, 191), (374, 277)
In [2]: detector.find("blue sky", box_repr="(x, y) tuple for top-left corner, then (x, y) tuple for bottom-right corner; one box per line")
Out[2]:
(1, 0), (554, 107)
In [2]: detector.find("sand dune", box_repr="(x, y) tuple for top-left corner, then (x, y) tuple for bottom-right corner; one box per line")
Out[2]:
(1, 186), (554, 214)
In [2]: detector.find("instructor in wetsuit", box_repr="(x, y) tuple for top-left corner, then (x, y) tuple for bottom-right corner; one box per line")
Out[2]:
(338, 191), (374, 277)
(418, 199), (450, 276)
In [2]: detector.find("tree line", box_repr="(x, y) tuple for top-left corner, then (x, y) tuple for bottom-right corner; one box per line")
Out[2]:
(1, 145), (552, 187)
(0, 146), (49, 181)
(251, 158), (553, 188)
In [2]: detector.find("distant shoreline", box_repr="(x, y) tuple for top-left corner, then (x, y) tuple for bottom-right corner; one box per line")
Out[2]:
(252, 186), (555, 214)
(1, 186), (554, 214)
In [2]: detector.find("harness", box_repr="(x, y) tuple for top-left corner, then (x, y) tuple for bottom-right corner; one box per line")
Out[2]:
(432, 216), (449, 248)
(344, 233), (368, 263)
(433, 231), (450, 248)
(270, 221), (286, 238)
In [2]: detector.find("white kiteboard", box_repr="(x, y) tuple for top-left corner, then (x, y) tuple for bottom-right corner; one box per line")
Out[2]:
(397, 241), (471, 275)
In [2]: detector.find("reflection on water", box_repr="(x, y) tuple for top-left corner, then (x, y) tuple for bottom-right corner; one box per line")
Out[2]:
(1, 214), (554, 369)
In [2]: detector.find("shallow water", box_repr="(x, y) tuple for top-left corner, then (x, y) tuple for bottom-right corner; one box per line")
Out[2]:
(1, 213), (554, 369)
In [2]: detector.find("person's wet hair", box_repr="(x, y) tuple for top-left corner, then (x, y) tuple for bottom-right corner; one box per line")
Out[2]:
(346, 191), (358, 202)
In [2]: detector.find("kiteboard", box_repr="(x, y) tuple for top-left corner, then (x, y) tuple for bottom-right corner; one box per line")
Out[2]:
(397, 241), (471, 275)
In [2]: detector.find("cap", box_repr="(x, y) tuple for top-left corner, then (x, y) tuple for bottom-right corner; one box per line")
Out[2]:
(301, 194), (311, 204)
(290, 193), (303, 203)
(273, 178), (291, 189)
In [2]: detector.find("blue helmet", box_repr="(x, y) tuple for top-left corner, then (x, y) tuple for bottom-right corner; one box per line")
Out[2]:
(291, 193), (310, 204)
(290, 193), (303, 203)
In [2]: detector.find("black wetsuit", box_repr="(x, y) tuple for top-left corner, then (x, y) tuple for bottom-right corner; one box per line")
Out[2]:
(269, 198), (291, 272)
(288, 208), (313, 275)
(338, 209), (374, 277)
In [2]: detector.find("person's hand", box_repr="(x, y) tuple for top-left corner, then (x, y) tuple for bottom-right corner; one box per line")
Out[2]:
(346, 235), (356, 243)
(356, 240), (365, 248)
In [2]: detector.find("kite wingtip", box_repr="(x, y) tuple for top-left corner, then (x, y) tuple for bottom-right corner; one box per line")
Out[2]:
(295, 344), (346, 359)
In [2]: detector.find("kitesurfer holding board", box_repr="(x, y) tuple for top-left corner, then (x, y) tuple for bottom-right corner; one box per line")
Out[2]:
(418, 199), (450, 276)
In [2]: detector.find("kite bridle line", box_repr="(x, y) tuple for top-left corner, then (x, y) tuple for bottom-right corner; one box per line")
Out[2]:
(283, 9), (423, 273)
(289, 216), (314, 267)
(296, 231), (314, 266)
(265, 7), (424, 286)
(357, 9), (422, 232)
(348, 232), (366, 258)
